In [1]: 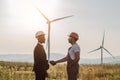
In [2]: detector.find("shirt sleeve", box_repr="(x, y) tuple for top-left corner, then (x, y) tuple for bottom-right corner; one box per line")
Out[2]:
(73, 44), (80, 53)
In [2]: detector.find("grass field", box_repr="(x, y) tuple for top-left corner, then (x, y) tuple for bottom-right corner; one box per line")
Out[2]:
(0, 61), (120, 80)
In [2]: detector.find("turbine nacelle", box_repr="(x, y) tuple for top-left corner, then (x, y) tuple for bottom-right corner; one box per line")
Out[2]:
(46, 21), (51, 24)
(100, 46), (103, 48)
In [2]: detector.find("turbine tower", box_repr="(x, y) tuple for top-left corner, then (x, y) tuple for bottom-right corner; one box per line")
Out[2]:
(36, 7), (73, 62)
(88, 31), (115, 64)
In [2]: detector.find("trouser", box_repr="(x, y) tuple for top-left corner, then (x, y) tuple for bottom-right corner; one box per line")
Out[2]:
(35, 71), (46, 80)
(67, 65), (79, 80)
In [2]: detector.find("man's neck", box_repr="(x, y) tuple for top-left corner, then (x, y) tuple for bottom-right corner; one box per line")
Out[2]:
(71, 42), (76, 45)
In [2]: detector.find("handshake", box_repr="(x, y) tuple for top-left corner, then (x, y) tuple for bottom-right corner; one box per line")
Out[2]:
(50, 61), (57, 66)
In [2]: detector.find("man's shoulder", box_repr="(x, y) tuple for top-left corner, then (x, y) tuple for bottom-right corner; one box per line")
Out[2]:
(73, 43), (80, 47)
(34, 44), (44, 50)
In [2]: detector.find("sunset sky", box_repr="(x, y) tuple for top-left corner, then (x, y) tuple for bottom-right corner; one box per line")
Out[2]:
(0, 0), (120, 59)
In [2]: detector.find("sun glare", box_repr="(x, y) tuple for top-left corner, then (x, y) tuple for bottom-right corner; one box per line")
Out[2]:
(32, 0), (59, 33)
(5, 0), (60, 35)
(35, 0), (59, 18)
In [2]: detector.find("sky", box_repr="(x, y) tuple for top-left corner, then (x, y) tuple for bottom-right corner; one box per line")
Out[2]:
(0, 0), (120, 59)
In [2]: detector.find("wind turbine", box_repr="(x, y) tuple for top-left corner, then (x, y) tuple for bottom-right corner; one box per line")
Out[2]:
(88, 31), (115, 64)
(36, 7), (73, 62)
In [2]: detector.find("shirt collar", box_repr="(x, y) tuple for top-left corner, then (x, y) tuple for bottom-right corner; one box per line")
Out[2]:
(38, 42), (43, 46)
(72, 42), (76, 46)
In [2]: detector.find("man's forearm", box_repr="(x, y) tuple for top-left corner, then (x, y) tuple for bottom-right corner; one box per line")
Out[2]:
(55, 57), (67, 63)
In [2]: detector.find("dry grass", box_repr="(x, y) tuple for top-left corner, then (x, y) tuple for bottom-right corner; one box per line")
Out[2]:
(0, 61), (120, 80)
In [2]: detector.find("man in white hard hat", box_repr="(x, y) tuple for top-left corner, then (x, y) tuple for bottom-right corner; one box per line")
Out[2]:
(33, 31), (49, 80)
(50, 32), (80, 80)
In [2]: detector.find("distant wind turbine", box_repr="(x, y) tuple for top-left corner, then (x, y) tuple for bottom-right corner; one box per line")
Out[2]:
(36, 7), (73, 62)
(88, 31), (115, 64)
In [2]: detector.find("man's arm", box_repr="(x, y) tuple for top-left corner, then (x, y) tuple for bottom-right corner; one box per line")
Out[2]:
(55, 56), (68, 63)
(50, 56), (68, 65)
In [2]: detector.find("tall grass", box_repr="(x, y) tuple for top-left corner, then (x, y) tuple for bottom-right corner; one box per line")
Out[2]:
(0, 61), (120, 80)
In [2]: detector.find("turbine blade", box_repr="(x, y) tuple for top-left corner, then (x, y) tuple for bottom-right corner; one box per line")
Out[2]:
(88, 47), (101, 53)
(102, 31), (105, 47)
(35, 7), (50, 21)
(103, 47), (115, 59)
(51, 15), (73, 23)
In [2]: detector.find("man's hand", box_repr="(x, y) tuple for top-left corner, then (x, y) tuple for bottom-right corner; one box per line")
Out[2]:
(50, 61), (56, 66)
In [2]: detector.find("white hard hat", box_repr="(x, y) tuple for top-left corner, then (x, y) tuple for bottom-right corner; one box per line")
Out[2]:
(35, 31), (45, 38)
